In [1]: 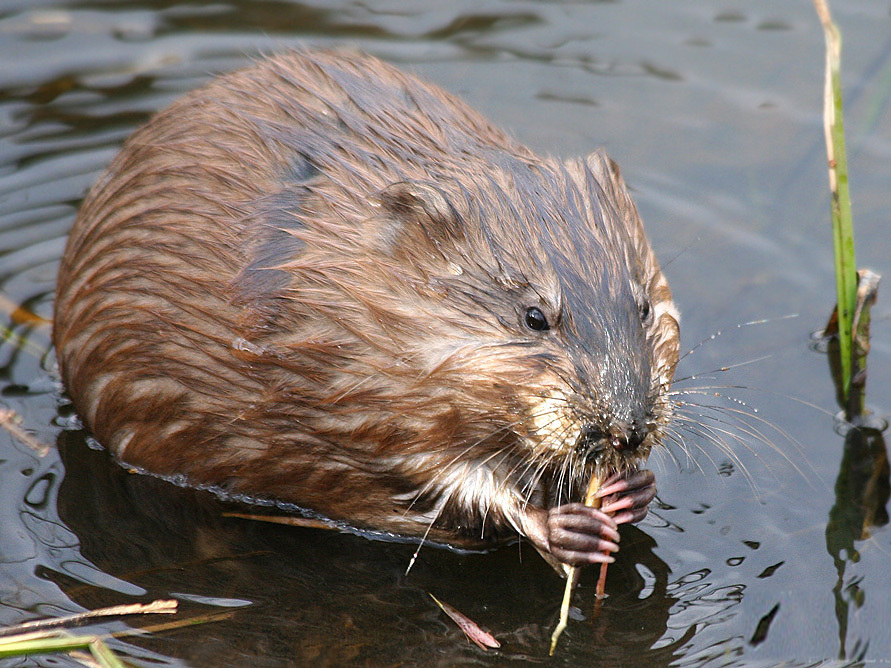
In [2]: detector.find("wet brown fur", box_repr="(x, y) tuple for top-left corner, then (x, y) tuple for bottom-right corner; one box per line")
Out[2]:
(54, 50), (680, 548)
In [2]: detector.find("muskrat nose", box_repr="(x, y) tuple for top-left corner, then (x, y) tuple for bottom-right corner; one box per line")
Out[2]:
(612, 418), (651, 451)
(580, 420), (649, 454)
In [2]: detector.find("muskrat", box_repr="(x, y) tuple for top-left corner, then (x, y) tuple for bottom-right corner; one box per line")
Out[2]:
(54, 50), (680, 568)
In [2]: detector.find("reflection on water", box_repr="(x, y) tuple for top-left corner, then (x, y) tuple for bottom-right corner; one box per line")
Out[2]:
(1, 1), (890, 666)
(51, 427), (677, 666)
(826, 424), (889, 664)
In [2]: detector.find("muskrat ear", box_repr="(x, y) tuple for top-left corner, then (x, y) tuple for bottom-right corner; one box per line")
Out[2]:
(582, 150), (627, 197)
(577, 150), (647, 240)
(374, 181), (465, 256)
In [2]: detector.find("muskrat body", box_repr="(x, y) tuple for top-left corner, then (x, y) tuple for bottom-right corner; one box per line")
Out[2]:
(54, 50), (679, 566)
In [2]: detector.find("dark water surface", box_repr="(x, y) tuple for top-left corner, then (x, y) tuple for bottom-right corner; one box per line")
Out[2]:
(2, 1), (890, 666)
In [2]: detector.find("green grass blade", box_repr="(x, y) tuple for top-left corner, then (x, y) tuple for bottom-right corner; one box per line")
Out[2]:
(90, 638), (130, 668)
(0, 633), (92, 658)
(815, 0), (858, 404)
(0, 633), (130, 667)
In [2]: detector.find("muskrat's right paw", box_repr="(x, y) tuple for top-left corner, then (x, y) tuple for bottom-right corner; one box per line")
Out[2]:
(547, 503), (621, 567)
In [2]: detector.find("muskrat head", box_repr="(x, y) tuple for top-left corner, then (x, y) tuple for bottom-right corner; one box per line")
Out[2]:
(323, 150), (682, 509)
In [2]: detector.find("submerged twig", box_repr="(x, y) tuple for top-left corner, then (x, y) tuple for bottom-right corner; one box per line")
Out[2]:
(0, 600), (182, 666)
(0, 294), (50, 329)
(0, 600), (177, 639)
(593, 549), (609, 617)
(548, 472), (604, 656)
(0, 408), (50, 457)
(0, 600), (234, 667)
(222, 512), (335, 530)
(0, 294), (51, 361)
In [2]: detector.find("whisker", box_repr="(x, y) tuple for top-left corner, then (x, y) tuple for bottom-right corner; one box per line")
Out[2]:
(655, 432), (695, 475)
(665, 418), (730, 476)
(667, 415), (762, 495)
(674, 391), (802, 456)
(676, 314), (799, 365)
(405, 510), (443, 576)
(671, 383), (837, 421)
(658, 430), (706, 476)
(670, 355), (774, 385)
(678, 400), (819, 488)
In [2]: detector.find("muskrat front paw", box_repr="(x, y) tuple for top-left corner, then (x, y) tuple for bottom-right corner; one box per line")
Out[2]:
(546, 503), (620, 566)
(597, 468), (656, 525)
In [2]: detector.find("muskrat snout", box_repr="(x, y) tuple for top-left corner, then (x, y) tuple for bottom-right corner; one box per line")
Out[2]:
(577, 418), (650, 459)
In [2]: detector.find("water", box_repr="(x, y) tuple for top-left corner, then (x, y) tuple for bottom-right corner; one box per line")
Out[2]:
(1, 1), (890, 666)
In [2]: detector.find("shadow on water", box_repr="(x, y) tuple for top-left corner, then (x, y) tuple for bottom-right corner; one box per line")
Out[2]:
(49, 425), (679, 666)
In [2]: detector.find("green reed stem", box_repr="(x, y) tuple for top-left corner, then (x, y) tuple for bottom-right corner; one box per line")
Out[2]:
(814, 0), (858, 403)
(0, 634), (125, 667)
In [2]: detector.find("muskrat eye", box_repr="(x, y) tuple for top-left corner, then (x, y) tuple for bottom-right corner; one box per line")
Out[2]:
(524, 306), (550, 332)
(638, 297), (653, 327)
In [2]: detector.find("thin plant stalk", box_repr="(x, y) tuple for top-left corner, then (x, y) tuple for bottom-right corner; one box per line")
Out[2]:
(0, 599), (186, 667)
(0, 634), (119, 664)
(814, 0), (858, 403)
(548, 472), (604, 656)
(592, 547), (609, 620)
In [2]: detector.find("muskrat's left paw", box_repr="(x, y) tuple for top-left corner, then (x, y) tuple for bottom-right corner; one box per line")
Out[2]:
(597, 468), (656, 525)
(546, 503), (620, 566)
